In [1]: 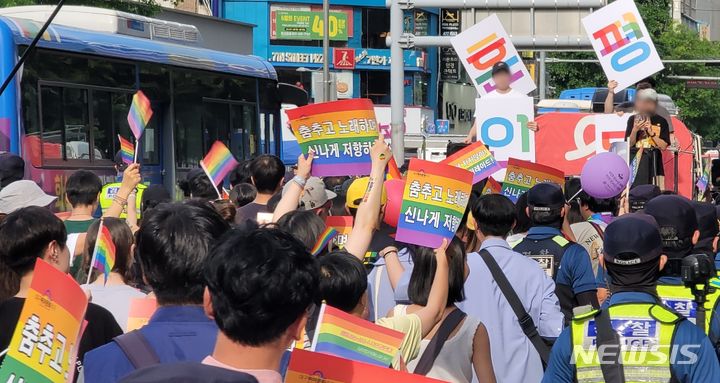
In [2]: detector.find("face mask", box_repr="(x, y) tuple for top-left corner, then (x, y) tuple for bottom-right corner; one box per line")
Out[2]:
(607, 259), (661, 294)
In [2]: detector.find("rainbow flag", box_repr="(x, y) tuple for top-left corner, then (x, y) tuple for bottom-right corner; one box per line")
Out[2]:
(311, 304), (405, 367)
(91, 222), (116, 283)
(386, 156), (403, 180)
(200, 141), (239, 187)
(310, 227), (338, 256)
(697, 167), (710, 193)
(481, 178), (502, 195)
(118, 135), (134, 164)
(127, 90), (153, 140)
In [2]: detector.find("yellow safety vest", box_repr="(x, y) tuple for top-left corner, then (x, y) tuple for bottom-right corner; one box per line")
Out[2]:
(571, 303), (681, 383)
(656, 283), (720, 334)
(99, 183), (147, 219)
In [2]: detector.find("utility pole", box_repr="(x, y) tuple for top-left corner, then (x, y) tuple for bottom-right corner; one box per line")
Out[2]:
(322, 0), (331, 102)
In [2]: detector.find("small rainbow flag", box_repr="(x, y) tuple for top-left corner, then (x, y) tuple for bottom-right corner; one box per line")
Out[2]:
(90, 221), (116, 284)
(200, 141), (239, 187)
(118, 135), (134, 164)
(386, 156), (403, 180)
(697, 167), (710, 193)
(311, 303), (404, 367)
(310, 227), (338, 256)
(127, 90), (153, 140)
(481, 178), (502, 195)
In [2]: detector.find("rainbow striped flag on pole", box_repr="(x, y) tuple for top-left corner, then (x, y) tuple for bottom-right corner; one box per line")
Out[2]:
(118, 135), (134, 164)
(200, 141), (239, 198)
(127, 90), (153, 140)
(311, 303), (404, 367)
(87, 221), (116, 284)
(310, 227), (338, 256)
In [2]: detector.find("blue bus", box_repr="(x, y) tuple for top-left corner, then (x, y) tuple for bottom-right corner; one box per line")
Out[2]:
(0, 8), (304, 210)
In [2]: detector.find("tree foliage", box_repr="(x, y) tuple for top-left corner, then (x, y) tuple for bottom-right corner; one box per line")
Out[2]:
(547, 0), (720, 140)
(0, 0), (162, 17)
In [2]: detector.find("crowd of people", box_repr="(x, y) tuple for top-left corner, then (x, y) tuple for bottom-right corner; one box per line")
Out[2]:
(0, 65), (720, 383)
(0, 133), (719, 383)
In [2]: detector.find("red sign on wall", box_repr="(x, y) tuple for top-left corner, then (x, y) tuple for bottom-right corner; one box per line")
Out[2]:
(333, 48), (356, 70)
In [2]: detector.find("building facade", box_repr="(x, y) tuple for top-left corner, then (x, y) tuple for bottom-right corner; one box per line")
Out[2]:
(218, 0), (438, 109)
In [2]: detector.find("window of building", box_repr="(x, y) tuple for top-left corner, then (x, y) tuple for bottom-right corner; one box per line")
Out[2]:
(359, 71), (391, 105)
(362, 8), (390, 49)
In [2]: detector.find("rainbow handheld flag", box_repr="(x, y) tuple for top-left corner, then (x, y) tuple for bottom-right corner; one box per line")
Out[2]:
(696, 166), (710, 194)
(311, 304), (404, 367)
(118, 135), (134, 164)
(200, 141), (239, 189)
(386, 156), (403, 180)
(310, 227), (339, 256)
(127, 90), (153, 140)
(89, 221), (116, 284)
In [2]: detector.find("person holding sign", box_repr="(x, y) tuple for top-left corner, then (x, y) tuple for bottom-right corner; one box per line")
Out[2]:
(0, 207), (123, 379)
(464, 62), (538, 144)
(625, 89), (670, 188)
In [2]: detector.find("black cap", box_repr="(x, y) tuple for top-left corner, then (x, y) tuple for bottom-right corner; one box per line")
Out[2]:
(0, 153), (24, 188)
(491, 61), (511, 76)
(691, 201), (718, 242)
(142, 184), (171, 206)
(629, 184), (660, 211)
(527, 182), (565, 211)
(604, 214), (662, 265)
(644, 195), (698, 259)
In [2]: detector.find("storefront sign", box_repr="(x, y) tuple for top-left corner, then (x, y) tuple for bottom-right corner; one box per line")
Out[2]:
(414, 11), (429, 36)
(273, 10), (349, 41)
(269, 47), (427, 71)
(440, 9), (461, 82)
(333, 48), (355, 70)
(440, 47), (460, 81)
(441, 9), (461, 36)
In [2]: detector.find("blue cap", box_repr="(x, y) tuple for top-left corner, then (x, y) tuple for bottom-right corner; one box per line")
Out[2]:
(527, 182), (565, 211)
(603, 214), (662, 265)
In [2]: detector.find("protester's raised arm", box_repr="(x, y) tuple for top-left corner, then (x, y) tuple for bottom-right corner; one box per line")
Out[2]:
(343, 138), (391, 259)
(413, 239), (449, 337)
(272, 153), (313, 222)
(380, 246), (404, 291)
(604, 80), (618, 114)
(104, 164), (141, 218)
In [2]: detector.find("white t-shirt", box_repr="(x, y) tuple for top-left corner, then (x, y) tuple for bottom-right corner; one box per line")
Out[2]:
(483, 88), (524, 98)
(474, 89), (525, 118)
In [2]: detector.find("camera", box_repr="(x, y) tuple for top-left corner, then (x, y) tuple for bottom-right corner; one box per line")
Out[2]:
(681, 254), (717, 333)
(681, 253), (716, 286)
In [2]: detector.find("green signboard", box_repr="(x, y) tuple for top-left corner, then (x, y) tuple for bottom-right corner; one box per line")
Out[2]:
(274, 10), (348, 41)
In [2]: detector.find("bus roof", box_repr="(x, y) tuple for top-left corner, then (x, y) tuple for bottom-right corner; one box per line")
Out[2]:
(0, 15), (277, 80)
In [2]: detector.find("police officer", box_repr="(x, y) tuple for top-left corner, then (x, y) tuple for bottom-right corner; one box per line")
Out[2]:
(99, 152), (146, 218)
(514, 182), (598, 323)
(644, 195), (720, 358)
(543, 215), (720, 383)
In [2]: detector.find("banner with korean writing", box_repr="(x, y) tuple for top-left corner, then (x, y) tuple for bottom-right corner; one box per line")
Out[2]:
(582, 0), (663, 92)
(127, 298), (157, 332)
(396, 159), (473, 248)
(441, 141), (501, 184)
(325, 216), (353, 249)
(287, 99), (379, 177)
(450, 14), (536, 96)
(0, 259), (88, 383)
(502, 158), (565, 203)
(475, 96), (535, 165)
(286, 349), (445, 383)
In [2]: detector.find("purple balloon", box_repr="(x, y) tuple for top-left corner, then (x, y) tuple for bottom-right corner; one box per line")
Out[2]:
(581, 152), (630, 199)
